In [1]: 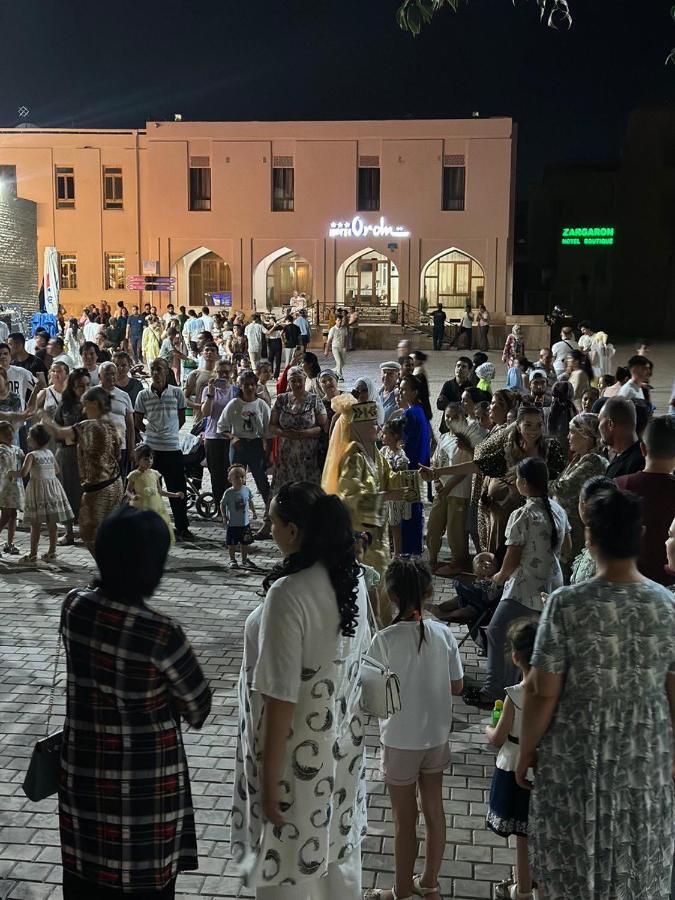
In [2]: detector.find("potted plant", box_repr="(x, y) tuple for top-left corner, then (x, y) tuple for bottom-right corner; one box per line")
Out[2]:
(419, 293), (430, 325)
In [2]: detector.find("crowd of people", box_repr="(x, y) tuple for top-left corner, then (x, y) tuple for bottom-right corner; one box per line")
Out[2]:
(3, 302), (674, 900)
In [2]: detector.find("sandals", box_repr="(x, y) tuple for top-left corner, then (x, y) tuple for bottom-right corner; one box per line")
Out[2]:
(2, 543), (19, 555)
(413, 875), (440, 896)
(41, 551), (57, 562)
(18, 554), (38, 565)
(363, 890), (414, 900)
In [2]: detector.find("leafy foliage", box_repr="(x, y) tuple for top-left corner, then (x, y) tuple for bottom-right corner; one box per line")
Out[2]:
(396, 0), (572, 36)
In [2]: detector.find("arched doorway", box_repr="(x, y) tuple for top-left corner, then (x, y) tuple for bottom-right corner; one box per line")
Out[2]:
(421, 248), (485, 309)
(266, 251), (312, 308)
(338, 249), (398, 306)
(189, 252), (231, 307)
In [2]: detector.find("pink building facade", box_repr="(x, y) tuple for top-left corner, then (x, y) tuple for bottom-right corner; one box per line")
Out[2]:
(0, 118), (516, 319)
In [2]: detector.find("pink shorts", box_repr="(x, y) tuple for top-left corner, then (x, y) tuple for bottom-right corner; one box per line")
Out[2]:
(381, 742), (451, 786)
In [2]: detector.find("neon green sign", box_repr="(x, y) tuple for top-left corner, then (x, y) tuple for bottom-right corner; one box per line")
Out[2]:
(561, 226), (615, 246)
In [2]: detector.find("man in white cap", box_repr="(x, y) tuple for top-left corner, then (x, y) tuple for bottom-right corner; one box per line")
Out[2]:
(378, 361), (400, 423)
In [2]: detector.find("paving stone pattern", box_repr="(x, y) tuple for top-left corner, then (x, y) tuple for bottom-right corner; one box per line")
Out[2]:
(1, 343), (672, 899)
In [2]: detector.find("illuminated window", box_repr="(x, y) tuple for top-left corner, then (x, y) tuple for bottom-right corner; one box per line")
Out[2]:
(189, 158), (211, 211)
(423, 249), (484, 309)
(59, 253), (77, 289)
(344, 250), (398, 307)
(442, 165), (465, 211)
(358, 167), (380, 211)
(55, 167), (75, 209)
(103, 167), (123, 209)
(104, 252), (126, 290)
(272, 166), (294, 212)
(0, 165), (17, 199)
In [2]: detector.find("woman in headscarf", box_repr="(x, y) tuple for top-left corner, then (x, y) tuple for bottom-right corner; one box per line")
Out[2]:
(475, 389), (518, 552)
(351, 375), (385, 426)
(322, 393), (410, 622)
(270, 366), (327, 493)
(502, 324), (525, 370)
(550, 413), (608, 562)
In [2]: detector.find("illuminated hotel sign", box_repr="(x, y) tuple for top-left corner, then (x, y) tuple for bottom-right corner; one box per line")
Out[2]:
(561, 226), (615, 246)
(328, 216), (410, 239)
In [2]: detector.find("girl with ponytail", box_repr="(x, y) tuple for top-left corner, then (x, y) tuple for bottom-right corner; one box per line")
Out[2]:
(232, 482), (372, 896)
(365, 557), (464, 900)
(463, 456), (571, 710)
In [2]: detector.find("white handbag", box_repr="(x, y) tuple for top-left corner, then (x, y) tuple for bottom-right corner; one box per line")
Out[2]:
(359, 598), (402, 720)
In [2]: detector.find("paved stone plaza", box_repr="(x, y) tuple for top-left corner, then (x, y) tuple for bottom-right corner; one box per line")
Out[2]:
(1, 342), (673, 899)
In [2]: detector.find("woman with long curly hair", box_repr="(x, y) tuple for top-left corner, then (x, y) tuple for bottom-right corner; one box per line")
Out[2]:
(231, 482), (371, 899)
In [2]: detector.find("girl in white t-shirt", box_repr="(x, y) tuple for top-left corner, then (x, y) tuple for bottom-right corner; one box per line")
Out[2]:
(485, 618), (538, 900)
(365, 558), (464, 900)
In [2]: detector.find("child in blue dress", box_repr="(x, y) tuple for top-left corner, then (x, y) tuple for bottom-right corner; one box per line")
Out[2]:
(485, 618), (538, 900)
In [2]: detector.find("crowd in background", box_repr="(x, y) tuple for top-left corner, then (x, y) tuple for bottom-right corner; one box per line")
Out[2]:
(1, 300), (673, 900)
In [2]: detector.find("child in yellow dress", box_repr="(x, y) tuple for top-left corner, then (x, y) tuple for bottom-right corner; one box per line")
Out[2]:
(126, 445), (184, 543)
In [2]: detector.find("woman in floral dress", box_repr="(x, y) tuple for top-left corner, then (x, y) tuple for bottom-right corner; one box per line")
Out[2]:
(517, 487), (675, 900)
(270, 366), (327, 493)
(550, 413), (607, 561)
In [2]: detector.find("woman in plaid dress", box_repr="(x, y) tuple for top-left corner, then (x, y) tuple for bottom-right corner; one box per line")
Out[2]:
(58, 507), (212, 899)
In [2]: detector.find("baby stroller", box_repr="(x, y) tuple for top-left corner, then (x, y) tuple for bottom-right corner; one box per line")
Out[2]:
(180, 432), (218, 520)
(452, 576), (503, 654)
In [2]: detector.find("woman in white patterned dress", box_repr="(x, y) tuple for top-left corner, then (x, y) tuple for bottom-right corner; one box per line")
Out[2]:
(231, 483), (370, 899)
(12, 423), (73, 564)
(517, 487), (675, 900)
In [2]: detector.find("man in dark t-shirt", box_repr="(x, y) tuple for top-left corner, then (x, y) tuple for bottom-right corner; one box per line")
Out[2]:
(431, 303), (447, 351)
(599, 397), (646, 479)
(615, 416), (675, 586)
(8, 332), (48, 385)
(281, 317), (301, 368)
(126, 306), (146, 363)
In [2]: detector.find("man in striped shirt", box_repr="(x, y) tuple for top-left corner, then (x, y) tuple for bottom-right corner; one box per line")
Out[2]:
(134, 358), (194, 541)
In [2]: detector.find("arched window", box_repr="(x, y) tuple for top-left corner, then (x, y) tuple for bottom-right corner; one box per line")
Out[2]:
(343, 250), (398, 306)
(266, 252), (312, 308)
(188, 252), (231, 307)
(423, 249), (484, 309)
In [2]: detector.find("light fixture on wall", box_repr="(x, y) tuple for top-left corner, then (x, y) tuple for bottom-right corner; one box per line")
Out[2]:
(174, 114), (182, 122)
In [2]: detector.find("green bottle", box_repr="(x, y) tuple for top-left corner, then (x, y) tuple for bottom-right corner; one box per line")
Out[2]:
(492, 699), (503, 725)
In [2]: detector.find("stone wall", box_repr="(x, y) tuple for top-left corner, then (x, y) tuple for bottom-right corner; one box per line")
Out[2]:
(0, 196), (38, 315)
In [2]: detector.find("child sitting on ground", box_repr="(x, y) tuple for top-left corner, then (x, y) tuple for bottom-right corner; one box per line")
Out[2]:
(431, 551), (500, 622)
(485, 619), (538, 900)
(221, 463), (256, 569)
(365, 557), (464, 900)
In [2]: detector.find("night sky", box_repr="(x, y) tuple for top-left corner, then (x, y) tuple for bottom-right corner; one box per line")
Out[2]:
(1, 0), (673, 194)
